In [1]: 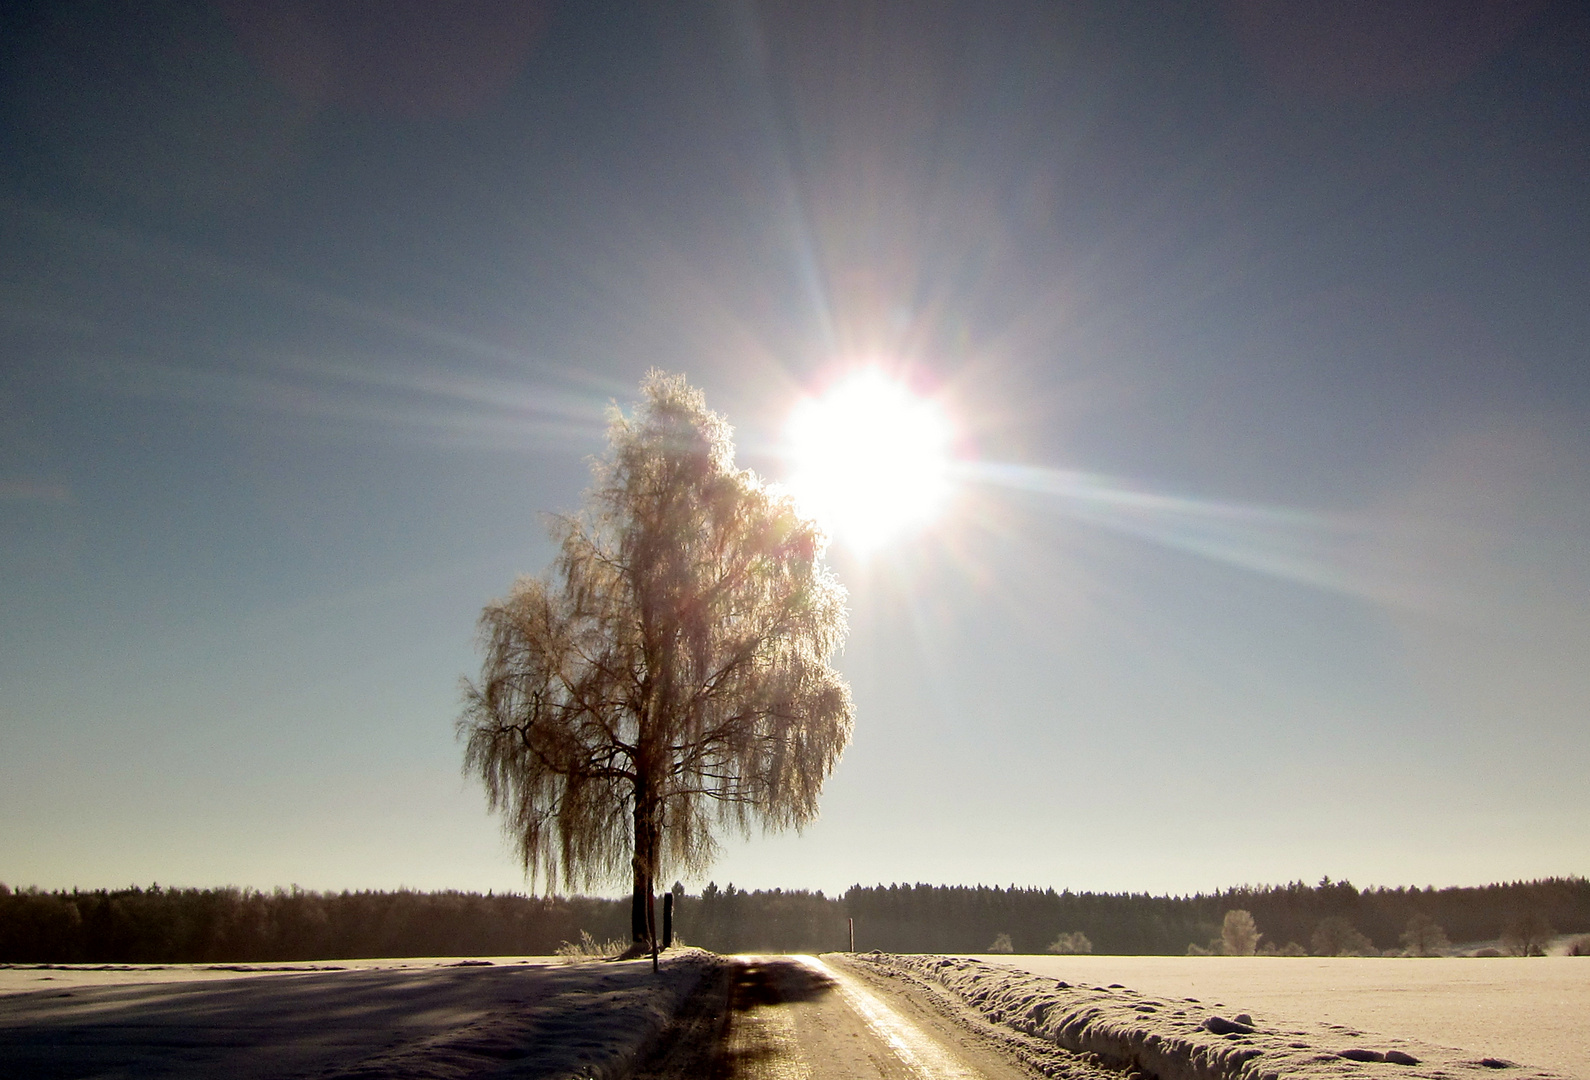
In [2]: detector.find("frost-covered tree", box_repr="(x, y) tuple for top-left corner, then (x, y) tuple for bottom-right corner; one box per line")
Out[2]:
(1311, 915), (1374, 956)
(1399, 913), (1451, 957)
(1221, 909), (1262, 955)
(1046, 930), (1092, 954)
(459, 372), (854, 952)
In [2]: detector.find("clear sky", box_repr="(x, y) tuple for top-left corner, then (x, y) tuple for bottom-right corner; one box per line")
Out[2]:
(2, 1), (1587, 898)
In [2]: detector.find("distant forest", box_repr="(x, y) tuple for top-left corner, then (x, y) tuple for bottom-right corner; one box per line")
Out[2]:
(2, 877), (1587, 963)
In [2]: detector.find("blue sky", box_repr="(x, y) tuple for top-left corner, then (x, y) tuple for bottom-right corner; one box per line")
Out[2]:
(1, 0), (1587, 896)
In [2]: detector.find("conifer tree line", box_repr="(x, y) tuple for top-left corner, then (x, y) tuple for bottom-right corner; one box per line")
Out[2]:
(836, 877), (1589, 956)
(2, 877), (1585, 963)
(0, 886), (627, 964)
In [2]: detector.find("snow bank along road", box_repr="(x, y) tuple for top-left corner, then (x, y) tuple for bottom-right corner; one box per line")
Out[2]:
(967, 954), (1589, 1080)
(855, 953), (1580, 1080)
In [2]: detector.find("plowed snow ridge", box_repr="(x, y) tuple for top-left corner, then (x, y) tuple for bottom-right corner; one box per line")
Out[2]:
(854, 954), (1575, 1080)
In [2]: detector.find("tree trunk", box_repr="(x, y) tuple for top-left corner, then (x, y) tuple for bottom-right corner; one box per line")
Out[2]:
(631, 799), (649, 944)
(647, 878), (658, 972)
(630, 783), (662, 950)
(630, 872), (648, 944)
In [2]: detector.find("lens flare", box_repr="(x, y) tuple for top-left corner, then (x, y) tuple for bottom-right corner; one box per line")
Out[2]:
(785, 370), (954, 551)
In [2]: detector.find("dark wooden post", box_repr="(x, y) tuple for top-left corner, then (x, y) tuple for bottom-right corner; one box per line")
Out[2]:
(662, 892), (674, 949)
(848, 917), (855, 952)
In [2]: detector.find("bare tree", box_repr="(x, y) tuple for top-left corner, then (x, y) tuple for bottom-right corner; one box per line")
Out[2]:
(1501, 913), (1554, 957)
(1221, 909), (1262, 955)
(459, 372), (854, 955)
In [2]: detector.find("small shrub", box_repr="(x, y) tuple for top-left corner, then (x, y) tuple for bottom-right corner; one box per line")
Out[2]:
(1566, 936), (1590, 957)
(554, 930), (629, 963)
(1186, 942), (1212, 956)
(1280, 941), (1307, 957)
(988, 932), (1014, 954)
(1473, 947), (1502, 957)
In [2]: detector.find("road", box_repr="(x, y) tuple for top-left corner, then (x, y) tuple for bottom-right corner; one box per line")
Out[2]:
(635, 954), (1066, 1080)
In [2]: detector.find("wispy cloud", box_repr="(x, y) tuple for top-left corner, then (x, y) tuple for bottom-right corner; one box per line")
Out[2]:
(73, 353), (614, 453)
(0, 480), (72, 504)
(1, 194), (625, 453)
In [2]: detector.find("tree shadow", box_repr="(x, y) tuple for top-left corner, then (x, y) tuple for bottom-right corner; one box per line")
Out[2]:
(712, 958), (839, 1079)
(632, 956), (838, 1079)
(727, 957), (837, 1010)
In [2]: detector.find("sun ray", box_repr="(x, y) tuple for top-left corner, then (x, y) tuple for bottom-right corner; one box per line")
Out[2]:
(963, 461), (1390, 602)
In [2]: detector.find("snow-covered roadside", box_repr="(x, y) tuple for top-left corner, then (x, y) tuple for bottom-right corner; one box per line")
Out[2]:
(0, 949), (722, 1079)
(851, 954), (1575, 1080)
(326, 949), (721, 1080)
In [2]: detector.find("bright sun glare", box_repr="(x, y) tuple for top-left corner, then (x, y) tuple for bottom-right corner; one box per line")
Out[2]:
(785, 370), (954, 551)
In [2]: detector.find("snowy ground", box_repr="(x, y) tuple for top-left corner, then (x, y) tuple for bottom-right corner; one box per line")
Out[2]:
(0, 951), (718, 1079)
(858, 953), (1581, 1080)
(960, 954), (1588, 1079)
(3, 951), (1583, 1078)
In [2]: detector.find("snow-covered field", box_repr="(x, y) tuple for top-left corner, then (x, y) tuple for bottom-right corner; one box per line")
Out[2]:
(0, 951), (717, 1079)
(935, 954), (1587, 1079)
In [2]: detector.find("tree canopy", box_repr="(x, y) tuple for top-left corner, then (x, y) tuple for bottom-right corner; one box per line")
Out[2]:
(458, 371), (853, 947)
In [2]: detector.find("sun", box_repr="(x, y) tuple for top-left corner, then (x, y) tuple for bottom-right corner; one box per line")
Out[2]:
(785, 369), (954, 551)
